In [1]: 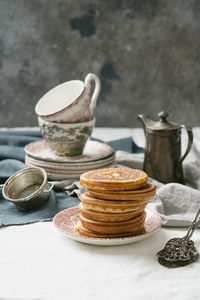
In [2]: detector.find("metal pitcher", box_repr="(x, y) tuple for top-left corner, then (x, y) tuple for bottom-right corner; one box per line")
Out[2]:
(138, 111), (193, 184)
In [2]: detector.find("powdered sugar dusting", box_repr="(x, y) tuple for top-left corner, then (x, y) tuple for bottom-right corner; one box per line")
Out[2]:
(82, 168), (147, 182)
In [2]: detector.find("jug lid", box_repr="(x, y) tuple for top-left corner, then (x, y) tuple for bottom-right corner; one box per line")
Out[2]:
(140, 111), (180, 134)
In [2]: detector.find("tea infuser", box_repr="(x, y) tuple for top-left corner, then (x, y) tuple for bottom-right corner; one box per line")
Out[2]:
(157, 208), (200, 268)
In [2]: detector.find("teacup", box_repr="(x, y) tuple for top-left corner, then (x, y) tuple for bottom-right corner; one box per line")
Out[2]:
(35, 73), (100, 123)
(38, 117), (95, 156)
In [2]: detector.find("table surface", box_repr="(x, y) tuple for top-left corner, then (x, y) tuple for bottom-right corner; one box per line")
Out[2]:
(0, 127), (200, 300)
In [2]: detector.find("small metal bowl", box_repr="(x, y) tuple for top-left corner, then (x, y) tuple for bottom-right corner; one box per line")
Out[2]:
(2, 167), (53, 211)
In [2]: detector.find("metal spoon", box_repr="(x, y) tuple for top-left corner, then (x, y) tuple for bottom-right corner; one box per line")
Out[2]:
(157, 208), (200, 268)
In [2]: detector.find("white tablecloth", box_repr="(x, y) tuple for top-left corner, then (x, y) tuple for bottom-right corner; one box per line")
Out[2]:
(0, 127), (200, 300)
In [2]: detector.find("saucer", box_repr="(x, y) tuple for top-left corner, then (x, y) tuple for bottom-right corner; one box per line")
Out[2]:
(25, 157), (115, 174)
(25, 154), (115, 180)
(25, 140), (114, 163)
(53, 206), (162, 246)
(25, 152), (115, 170)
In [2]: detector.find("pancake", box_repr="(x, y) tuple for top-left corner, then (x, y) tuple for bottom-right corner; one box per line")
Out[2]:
(76, 221), (146, 238)
(80, 168), (148, 191)
(79, 203), (143, 222)
(80, 192), (147, 213)
(88, 182), (156, 201)
(79, 212), (146, 234)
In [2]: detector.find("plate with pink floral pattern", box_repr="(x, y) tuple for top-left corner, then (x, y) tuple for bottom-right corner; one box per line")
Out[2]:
(53, 206), (162, 246)
(25, 140), (114, 163)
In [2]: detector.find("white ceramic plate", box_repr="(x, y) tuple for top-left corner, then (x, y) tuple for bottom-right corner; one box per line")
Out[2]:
(25, 153), (115, 170)
(25, 160), (115, 175)
(25, 160), (115, 180)
(25, 140), (114, 163)
(53, 206), (162, 246)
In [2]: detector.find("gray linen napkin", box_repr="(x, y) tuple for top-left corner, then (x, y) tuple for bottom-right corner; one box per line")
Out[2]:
(57, 145), (200, 227)
(149, 183), (200, 227)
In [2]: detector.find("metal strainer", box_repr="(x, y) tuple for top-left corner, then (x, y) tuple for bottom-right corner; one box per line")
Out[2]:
(2, 167), (53, 211)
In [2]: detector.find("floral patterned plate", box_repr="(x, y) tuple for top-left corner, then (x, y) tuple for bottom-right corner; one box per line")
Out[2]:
(25, 156), (115, 180)
(53, 206), (162, 246)
(25, 140), (114, 163)
(25, 157), (115, 173)
(25, 152), (115, 169)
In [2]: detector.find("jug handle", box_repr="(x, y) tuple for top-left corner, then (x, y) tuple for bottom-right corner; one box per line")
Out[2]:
(84, 73), (101, 116)
(176, 125), (193, 178)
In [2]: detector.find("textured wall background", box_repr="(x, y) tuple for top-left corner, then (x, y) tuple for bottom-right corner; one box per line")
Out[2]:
(0, 0), (200, 128)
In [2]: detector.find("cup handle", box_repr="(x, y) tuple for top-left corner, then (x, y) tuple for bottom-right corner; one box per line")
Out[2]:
(84, 73), (101, 116)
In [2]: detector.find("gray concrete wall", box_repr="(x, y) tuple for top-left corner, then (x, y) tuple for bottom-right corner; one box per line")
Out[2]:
(0, 0), (199, 128)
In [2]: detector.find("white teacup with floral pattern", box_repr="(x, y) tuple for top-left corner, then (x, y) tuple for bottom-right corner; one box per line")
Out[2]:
(35, 73), (100, 123)
(38, 117), (95, 156)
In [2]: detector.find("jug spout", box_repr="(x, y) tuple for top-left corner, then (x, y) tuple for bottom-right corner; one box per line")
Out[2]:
(138, 114), (147, 126)
(138, 114), (151, 134)
(138, 114), (151, 127)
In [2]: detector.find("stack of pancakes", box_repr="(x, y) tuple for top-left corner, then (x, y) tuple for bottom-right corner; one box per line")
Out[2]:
(76, 168), (156, 238)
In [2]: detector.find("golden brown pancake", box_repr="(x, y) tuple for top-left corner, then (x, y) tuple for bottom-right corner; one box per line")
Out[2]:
(79, 203), (143, 222)
(79, 212), (146, 234)
(88, 182), (156, 201)
(80, 168), (148, 191)
(76, 221), (146, 238)
(77, 168), (154, 239)
(80, 192), (148, 213)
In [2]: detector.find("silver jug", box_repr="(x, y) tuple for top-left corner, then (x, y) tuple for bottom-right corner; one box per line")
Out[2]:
(138, 111), (193, 184)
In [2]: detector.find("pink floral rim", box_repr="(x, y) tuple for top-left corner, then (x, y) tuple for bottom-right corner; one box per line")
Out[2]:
(25, 140), (114, 163)
(53, 206), (162, 245)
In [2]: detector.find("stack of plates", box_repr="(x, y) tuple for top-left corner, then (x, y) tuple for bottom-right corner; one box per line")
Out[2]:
(24, 140), (115, 180)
